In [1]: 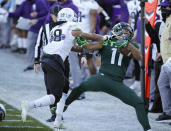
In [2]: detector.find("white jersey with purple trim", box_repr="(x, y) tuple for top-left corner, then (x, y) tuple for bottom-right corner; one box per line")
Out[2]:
(43, 22), (78, 61)
(72, 0), (99, 33)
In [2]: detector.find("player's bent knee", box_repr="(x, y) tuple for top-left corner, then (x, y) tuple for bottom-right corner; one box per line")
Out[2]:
(74, 84), (86, 93)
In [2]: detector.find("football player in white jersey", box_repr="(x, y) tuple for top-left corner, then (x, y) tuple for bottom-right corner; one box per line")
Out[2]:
(69, 0), (99, 99)
(21, 8), (82, 129)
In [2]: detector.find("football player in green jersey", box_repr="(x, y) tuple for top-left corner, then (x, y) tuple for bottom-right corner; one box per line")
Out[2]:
(65, 22), (152, 131)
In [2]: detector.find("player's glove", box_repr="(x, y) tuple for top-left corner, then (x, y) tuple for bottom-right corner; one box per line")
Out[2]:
(75, 35), (87, 46)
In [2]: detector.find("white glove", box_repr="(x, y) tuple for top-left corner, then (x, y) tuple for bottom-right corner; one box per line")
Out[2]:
(103, 35), (111, 41)
(81, 57), (87, 67)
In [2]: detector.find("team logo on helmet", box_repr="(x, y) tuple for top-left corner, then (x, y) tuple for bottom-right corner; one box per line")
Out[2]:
(58, 8), (77, 22)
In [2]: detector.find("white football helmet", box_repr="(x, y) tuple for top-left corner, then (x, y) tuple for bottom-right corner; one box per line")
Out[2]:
(57, 8), (77, 22)
(0, 104), (6, 121)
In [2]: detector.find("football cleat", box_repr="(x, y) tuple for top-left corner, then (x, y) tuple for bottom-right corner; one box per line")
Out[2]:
(54, 114), (65, 129)
(21, 101), (29, 122)
(47, 114), (56, 122)
(0, 104), (6, 121)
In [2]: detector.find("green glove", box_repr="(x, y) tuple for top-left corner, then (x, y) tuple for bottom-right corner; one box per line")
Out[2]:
(75, 35), (87, 46)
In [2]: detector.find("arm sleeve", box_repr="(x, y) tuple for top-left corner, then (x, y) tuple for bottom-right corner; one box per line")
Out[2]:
(8, 2), (24, 18)
(34, 26), (43, 62)
(36, 15), (47, 25)
(44, 11), (51, 24)
(145, 22), (160, 52)
(35, 0), (48, 18)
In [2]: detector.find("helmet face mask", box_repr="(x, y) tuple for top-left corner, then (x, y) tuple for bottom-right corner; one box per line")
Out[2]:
(111, 22), (134, 41)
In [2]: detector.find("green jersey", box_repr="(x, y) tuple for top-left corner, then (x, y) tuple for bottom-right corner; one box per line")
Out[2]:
(99, 38), (138, 82)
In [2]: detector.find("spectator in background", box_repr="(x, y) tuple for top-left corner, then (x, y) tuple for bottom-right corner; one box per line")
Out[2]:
(97, 4), (112, 35)
(129, 10), (141, 90)
(10, 0), (26, 53)
(156, 0), (171, 122)
(23, 0), (49, 71)
(145, 16), (163, 113)
(0, 0), (15, 49)
(8, 0), (32, 54)
(71, 0), (98, 88)
(95, 0), (129, 25)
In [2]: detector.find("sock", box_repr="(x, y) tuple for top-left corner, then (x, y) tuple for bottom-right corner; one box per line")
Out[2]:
(17, 37), (23, 48)
(147, 129), (152, 131)
(28, 95), (55, 109)
(22, 38), (27, 49)
(56, 93), (67, 118)
(10, 34), (18, 46)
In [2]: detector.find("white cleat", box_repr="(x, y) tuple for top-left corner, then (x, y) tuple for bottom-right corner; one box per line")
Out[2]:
(21, 101), (29, 122)
(54, 115), (66, 129)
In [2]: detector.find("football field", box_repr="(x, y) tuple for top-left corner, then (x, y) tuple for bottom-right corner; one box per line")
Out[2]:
(0, 50), (171, 131)
(0, 100), (53, 131)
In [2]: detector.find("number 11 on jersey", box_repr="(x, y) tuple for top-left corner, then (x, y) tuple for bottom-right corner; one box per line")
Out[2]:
(111, 48), (123, 66)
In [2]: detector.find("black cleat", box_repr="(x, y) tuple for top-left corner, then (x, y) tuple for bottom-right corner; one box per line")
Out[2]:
(156, 113), (171, 122)
(46, 115), (56, 122)
(46, 114), (64, 122)
(23, 66), (33, 72)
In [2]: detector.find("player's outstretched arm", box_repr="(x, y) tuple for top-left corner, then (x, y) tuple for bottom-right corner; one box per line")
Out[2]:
(85, 42), (103, 50)
(72, 30), (103, 42)
(75, 36), (103, 50)
(127, 43), (142, 61)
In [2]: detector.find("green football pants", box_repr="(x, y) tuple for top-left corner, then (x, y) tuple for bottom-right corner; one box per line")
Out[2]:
(65, 73), (151, 131)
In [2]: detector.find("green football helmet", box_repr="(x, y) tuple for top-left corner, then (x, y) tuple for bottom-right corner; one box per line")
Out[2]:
(111, 22), (134, 41)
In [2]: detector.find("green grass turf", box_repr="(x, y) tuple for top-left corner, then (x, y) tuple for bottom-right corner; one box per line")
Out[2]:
(0, 100), (53, 131)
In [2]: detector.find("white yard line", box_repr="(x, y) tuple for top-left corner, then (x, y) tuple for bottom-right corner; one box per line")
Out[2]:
(6, 114), (21, 117)
(6, 109), (15, 111)
(3, 120), (32, 122)
(0, 126), (44, 128)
